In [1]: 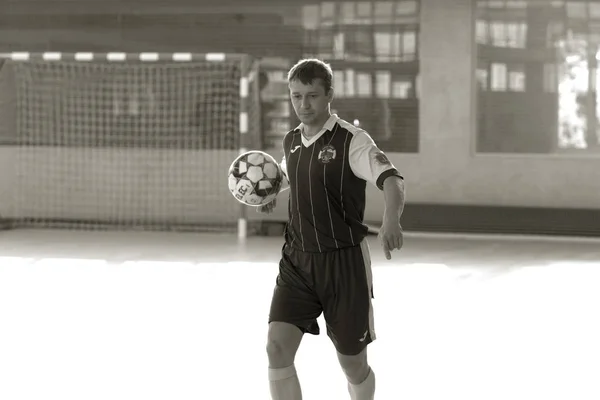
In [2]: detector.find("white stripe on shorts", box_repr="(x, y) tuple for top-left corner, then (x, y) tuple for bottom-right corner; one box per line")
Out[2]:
(359, 239), (376, 340)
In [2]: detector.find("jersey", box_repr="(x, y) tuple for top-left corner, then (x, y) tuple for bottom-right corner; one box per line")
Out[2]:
(280, 114), (403, 253)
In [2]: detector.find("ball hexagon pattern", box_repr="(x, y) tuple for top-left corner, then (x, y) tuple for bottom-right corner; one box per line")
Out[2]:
(227, 150), (284, 206)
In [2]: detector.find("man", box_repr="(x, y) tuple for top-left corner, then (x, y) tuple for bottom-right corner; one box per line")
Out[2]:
(260, 58), (405, 400)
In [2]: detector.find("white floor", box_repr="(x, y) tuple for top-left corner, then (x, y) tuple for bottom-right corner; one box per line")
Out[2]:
(1, 230), (599, 400)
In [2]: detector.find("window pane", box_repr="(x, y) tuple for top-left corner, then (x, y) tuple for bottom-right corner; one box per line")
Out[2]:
(302, 5), (320, 30)
(476, 20), (488, 44)
(517, 23), (527, 48)
(396, 0), (418, 15)
(357, 72), (372, 97)
(477, 68), (488, 90)
(303, 30), (318, 57)
(374, 2), (394, 24)
(334, 71), (345, 97)
(374, 32), (392, 61)
(508, 65), (525, 91)
(346, 27), (373, 61)
(376, 70), (391, 98)
(402, 31), (416, 60)
(491, 22), (506, 47)
(491, 63), (507, 91)
(392, 80), (412, 99)
(547, 21), (564, 47)
(356, 1), (372, 23)
(318, 29), (334, 59)
(341, 2), (356, 24)
(506, 23), (526, 48)
(321, 2), (336, 25)
(345, 69), (356, 97)
(334, 33), (345, 59)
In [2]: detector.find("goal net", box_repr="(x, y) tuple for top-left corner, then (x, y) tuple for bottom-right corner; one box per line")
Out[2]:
(0, 52), (262, 235)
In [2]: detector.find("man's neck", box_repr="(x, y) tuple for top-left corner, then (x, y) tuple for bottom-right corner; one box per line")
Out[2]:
(302, 113), (331, 138)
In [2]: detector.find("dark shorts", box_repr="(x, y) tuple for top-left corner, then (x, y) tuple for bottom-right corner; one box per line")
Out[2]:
(268, 240), (376, 356)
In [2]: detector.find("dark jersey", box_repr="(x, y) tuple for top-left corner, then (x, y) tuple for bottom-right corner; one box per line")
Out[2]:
(280, 114), (403, 253)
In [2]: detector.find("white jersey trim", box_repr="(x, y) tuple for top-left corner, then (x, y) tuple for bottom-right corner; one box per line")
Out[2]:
(337, 119), (398, 189)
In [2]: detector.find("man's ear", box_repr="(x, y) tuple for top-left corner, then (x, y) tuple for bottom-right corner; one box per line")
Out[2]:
(327, 87), (334, 102)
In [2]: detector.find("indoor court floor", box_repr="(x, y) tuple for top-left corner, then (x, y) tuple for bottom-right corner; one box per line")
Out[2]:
(1, 229), (599, 400)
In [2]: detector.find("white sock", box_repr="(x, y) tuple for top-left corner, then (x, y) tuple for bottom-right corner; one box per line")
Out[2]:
(268, 364), (302, 400)
(348, 368), (375, 400)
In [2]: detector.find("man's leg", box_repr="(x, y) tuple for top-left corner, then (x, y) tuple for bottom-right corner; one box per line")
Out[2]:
(322, 240), (376, 399)
(337, 348), (375, 400)
(266, 322), (304, 400)
(267, 245), (322, 400)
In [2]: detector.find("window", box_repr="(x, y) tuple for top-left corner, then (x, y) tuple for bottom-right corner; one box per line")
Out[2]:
(356, 2), (373, 24)
(402, 30), (417, 60)
(373, 29), (416, 61)
(476, 20), (489, 44)
(396, 0), (418, 16)
(476, 0), (600, 153)
(508, 64), (526, 91)
(477, 68), (489, 90)
(357, 72), (373, 97)
(333, 32), (345, 59)
(376, 70), (392, 98)
(392, 78), (412, 98)
(334, 70), (346, 97)
(345, 69), (356, 97)
(302, 5), (320, 30)
(374, 2), (394, 24)
(490, 63), (508, 91)
(320, 2), (336, 26)
(300, 1), (420, 153)
(375, 31), (398, 61)
(345, 27), (373, 61)
(318, 28), (335, 59)
(341, 2), (356, 24)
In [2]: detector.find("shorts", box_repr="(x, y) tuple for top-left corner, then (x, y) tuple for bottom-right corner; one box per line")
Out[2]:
(268, 239), (376, 356)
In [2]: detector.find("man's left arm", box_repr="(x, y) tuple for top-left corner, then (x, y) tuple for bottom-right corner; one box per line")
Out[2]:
(349, 131), (405, 259)
(380, 175), (405, 259)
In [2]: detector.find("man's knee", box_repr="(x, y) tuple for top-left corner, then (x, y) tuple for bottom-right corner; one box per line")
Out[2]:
(266, 322), (304, 368)
(337, 348), (370, 384)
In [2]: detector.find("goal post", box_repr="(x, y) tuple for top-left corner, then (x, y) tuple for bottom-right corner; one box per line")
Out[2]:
(0, 52), (262, 237)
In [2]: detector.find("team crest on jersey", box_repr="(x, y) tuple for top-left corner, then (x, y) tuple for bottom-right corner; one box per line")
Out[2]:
(318, 145), (336, 164)
(374, 151), (391, 166)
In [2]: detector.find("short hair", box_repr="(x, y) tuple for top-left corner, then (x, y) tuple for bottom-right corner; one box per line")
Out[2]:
(287, 58), (333, 94)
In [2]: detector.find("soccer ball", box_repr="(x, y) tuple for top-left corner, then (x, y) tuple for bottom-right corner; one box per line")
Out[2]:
(227, 150), (284, 206)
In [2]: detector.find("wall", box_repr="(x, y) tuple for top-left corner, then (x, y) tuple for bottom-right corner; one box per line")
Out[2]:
(264, 0), (600, 230)
(1, 0), (599, 235)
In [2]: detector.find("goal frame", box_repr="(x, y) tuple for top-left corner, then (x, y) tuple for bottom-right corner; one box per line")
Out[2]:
(0, 51), (261, 240)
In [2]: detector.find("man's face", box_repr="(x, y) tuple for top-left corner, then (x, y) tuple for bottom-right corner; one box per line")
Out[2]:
(289, 78), (332, 126)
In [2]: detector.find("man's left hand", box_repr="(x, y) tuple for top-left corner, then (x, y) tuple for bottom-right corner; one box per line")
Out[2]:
(378, 217), (404, 260)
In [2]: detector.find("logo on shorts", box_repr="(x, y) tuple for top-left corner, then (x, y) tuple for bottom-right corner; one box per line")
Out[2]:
(359, 329), (369, 342)
(318, 145), (336, 164)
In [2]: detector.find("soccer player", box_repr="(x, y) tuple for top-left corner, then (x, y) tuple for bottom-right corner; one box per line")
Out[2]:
(259, 58), (405, 400)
